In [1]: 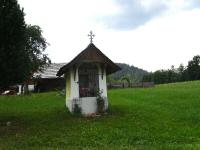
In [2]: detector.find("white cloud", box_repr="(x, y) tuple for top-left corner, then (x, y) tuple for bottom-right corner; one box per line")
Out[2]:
(18, 0), (200, 72)
(103, 9), (200, 71)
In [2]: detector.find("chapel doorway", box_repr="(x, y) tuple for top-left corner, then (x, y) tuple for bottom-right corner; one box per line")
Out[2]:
(78, 64), (99, 97)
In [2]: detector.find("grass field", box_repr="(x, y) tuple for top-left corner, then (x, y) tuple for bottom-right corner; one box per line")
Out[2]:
(0, 81), (200, 149)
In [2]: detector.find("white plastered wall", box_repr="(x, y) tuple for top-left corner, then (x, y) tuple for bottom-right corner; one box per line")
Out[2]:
(66, 67), (79, 112)
(66, 65), (108, 114)
(98, 65), (108, 110)
(98, 65), (107, 97)
(69, 68), (79, 99)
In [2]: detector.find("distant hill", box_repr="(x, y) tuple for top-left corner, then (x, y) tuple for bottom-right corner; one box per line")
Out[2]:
(33, 63), (148, 83)
(108, 63), (149, 83)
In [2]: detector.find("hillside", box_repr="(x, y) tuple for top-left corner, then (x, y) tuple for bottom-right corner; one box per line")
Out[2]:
(109, 63), (149, 82)
(1, 81), (200, 149)
(32, 63), (148, 84)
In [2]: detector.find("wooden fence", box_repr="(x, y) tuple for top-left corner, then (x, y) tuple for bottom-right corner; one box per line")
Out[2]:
(107, 82), (154, 89)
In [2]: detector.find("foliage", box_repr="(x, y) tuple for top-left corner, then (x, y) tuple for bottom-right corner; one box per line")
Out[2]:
(25, 25), (51, 74)
(177, 63), (185, 81)
(56, 88), (66, 98)
(187, 55), (200, 80)
(23, 25), (51, 94)
(108, 63), (148, 83)
(72, 98), (81, 114)
(96, 90), (105, 113)
(143, 55), (200, 84)
(73, 103), (81, 114)
(1, 81), (200, 149)
(143, 66), (181, 84)
(0, 1), (50, 91)
(121, 76), (131, 87)
(0, 0), (30, 89)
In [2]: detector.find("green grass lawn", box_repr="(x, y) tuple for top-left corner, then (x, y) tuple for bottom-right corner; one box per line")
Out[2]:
(1, 81), (200, 150)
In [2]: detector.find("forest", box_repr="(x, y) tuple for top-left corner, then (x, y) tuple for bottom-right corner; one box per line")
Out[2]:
(109, 55), (200, 85)
(143, 55), (200, 84)
(107, 63), (149, 83)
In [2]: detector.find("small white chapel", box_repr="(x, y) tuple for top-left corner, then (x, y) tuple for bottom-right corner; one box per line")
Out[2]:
(57, 31), (121, 115)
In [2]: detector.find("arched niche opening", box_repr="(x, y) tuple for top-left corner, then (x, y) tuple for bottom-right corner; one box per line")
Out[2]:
(78, 63), (99, 97)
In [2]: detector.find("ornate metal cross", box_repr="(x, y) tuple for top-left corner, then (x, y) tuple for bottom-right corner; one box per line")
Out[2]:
(88, 31), (95, 43)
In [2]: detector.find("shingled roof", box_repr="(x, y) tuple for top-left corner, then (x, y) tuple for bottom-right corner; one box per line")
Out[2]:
(56, 43), (121, 76)
(34, 63), (66, 79)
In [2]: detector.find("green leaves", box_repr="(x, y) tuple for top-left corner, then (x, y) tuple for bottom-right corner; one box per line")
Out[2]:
(0, 1), (51, 90)
(25, 25), (51, 74)
(0, 0), (28, 88)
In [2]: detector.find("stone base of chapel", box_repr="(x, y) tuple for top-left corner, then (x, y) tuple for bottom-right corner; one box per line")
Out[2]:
(66, 97), (108, 115)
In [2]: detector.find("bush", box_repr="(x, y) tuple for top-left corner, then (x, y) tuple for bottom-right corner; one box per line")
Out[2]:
(96, 90), (105, 113)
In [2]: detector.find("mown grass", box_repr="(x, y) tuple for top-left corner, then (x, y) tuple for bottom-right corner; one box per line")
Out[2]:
(0, 81), (200, 149)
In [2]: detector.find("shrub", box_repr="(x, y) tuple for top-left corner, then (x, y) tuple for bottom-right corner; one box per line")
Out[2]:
(96, 90), (105, 113)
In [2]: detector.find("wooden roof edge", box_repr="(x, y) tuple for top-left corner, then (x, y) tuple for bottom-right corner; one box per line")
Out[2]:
(56, 43), (121, 76)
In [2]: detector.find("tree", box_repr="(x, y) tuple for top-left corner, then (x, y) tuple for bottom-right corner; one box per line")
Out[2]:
(25, 25), (51, 74)
(167, 65), (180, 83)
(121, 76), (131, 87)
(142, 73), (153, 82)
(187, 55), (200, 80)
(0, 0), (30, 90)
(178, 64), (184, 74)
(23, 25), (51, 93)
(177, 63), (186, 81)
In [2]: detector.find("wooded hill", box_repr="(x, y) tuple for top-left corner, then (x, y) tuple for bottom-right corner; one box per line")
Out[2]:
(108, 63), (149, 83)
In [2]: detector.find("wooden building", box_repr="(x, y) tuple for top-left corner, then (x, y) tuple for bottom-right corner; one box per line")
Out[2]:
(33, 63), (66, 92)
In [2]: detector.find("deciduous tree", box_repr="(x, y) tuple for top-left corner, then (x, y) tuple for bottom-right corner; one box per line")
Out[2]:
(187, 55), (200, 80)
(23, 25), (51, 93)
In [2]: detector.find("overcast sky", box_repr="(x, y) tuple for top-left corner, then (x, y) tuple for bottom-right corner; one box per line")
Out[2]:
(18, 0), (200, 71)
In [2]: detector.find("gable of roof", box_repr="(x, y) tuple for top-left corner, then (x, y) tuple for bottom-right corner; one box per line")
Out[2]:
(57, 43), (121, 76)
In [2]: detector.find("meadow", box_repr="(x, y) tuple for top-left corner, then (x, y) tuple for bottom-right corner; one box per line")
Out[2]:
(0, 81), (200, 150)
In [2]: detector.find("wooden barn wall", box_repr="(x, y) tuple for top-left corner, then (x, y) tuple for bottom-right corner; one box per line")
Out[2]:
(35, 78), (65, 92)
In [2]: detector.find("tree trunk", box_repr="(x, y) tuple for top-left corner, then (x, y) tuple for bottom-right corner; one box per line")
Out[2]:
(24, 82), (29, 95)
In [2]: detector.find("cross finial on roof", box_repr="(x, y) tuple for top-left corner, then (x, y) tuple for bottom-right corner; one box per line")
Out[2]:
(88, 31), (95, 43)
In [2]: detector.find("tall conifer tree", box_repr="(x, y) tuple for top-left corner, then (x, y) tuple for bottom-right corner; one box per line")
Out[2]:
(0, 0), (30, 89)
